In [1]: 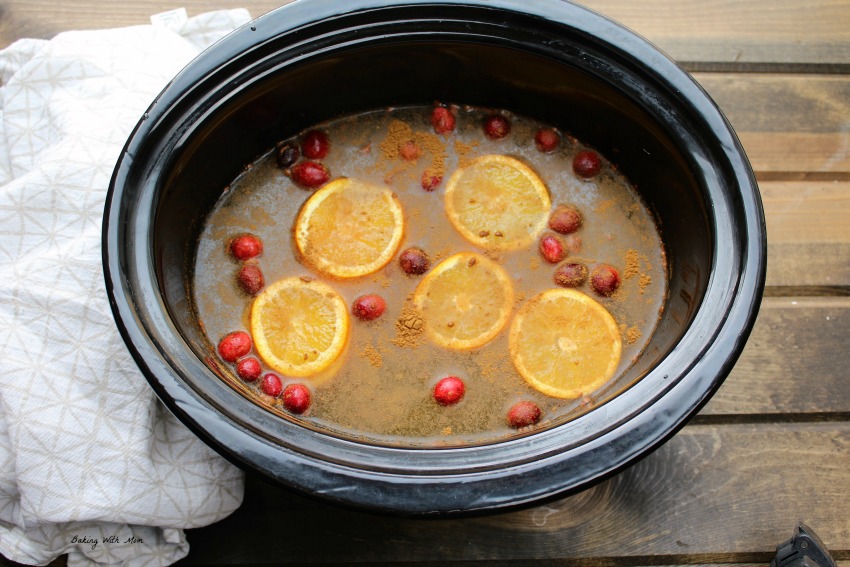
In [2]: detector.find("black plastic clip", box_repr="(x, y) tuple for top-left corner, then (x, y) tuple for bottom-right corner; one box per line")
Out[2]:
(771, 523), (837, 567)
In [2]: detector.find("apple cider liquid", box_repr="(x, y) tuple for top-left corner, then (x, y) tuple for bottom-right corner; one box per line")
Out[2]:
(193, 104), (667, 447)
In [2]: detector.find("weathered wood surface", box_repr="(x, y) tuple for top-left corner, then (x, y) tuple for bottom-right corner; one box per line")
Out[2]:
(763, 182), (850, 290)
(703, 297), (850, 416)
(2, 0), (850, 67)
(693, 73), (850, 178)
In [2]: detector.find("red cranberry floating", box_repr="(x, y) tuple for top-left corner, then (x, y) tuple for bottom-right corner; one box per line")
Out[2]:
(573, 149), (602, 179)
(399, 247), (430, 275)
(554, 262), (589, 288)
(275, 141), (300, 169)
(483, 114), (510, 139)
(431, 106), (455, 134)
(282, 383), (311, 414)
(590, 264), (621, 296)
(352, 294), (387, 321)
(421, 171), (442, 192)
(539, 233), (565, 264)
(229, 234), (263, 261)
(507, 401), (542, 428)
(301, 130), (330, 159)
(218, 331), (251, 363)
(290, 161), (330, 188)
(399, 140), (421, 161)
(261, 373), (283, 397)
(236, 357), (262, 382)
(549, 205), (583, 235)
(534, 128), (560, 153)
(434, 376), (465, 406)
(237, 263), (264, 296)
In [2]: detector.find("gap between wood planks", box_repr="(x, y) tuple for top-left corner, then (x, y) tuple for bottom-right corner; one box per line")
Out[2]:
(692, 412), (850, 426)
(765, 286), (850, 297)
(684, 62), (850, 74)
(332, 557), (850, 566)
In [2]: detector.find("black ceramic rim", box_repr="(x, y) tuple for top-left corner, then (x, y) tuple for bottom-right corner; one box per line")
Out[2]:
(103, 0), (766, 516)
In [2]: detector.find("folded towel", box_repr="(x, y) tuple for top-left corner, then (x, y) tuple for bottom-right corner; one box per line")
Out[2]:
(0, 10), (253, 566)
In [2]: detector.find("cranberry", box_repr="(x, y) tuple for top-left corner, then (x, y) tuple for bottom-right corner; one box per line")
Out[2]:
(237, 263), (264, 296)
(534, 128), (560, 153)
(421, 171), (442, 191)
(507, 401), (542, 428)
(290, 161), (330, 188)
(229, 234), (263, 261)
(565, 234), (582, 254)
(483, 115), (510, 139)
(539, 233), (565, 264)
(434, 376), (465, 406)
(399, 140), (421, 161)
(282, 383), (311, 414)
(590, 264), (621, 296)
(275, 141), (300, 169)
(218, 331), (251, 363)
(573, 150), (602, 178)
(554, 262), (589, 288)
(549, 205), (583, 234)
(261, 373), (283, 397)
(236, 357), (262, 382)
(399, 247), (430, 275)
(352, 294), (386, 321)
(301, 130), (330, 160)
(431, 106), (455, 134)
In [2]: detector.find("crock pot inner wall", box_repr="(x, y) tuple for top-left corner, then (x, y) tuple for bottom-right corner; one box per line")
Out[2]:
(154, 39), (711, 430)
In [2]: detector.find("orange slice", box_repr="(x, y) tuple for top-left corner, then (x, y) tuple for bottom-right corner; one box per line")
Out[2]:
(509, 288), (622, 399)
(412, 252), (513, 350)
(294, 177), (404, 278)
(250, 277), (349, 377)
(444, 155), (551, 250)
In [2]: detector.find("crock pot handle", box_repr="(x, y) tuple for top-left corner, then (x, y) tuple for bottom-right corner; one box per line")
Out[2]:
(771, 523), (837, 567)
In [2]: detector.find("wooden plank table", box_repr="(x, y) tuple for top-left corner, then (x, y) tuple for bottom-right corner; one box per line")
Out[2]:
(2, 1), (848, 565)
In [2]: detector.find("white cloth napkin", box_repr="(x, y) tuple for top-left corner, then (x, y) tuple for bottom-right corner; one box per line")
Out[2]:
(0, 10), (253, 566)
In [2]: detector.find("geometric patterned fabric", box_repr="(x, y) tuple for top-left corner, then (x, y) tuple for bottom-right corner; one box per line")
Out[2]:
(0, 10), (251, 565)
